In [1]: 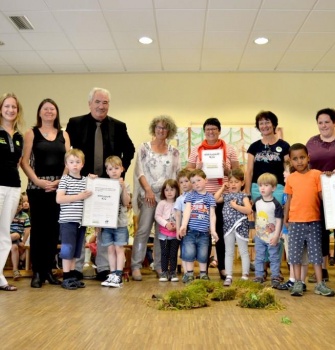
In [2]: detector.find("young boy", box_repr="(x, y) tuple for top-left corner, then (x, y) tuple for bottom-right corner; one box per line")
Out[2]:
(10, 195), (31, 280)
(174, 168), (193, 283)
(284, 143), (334, 297)
(252, 173), (283, 288)
(278, 160), (308, 292)
(56, 149), (93, 290)
(100, 156), (130, 288)
(179, 169), (219, 282)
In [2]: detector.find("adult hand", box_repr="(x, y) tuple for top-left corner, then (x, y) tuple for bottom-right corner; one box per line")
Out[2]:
(144, 188), (156, 207)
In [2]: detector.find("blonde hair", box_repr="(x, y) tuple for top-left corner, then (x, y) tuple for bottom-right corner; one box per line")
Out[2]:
(0, 92), (24, 131)
(64, 148), (85, 163)
(257, 173), (277, 187)
(105, 155), (123, 167)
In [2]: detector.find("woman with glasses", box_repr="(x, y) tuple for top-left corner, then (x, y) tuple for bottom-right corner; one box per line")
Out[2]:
(245, 111), (290, 203)
(187, 118), (239, 280)
(131, 115), (180, 281)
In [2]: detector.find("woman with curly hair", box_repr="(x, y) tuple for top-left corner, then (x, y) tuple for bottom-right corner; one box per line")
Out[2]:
(131, 115), (180, 281)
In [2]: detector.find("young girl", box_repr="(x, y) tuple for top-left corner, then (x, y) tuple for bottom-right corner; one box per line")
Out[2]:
(214, 168), (252, 286)
(155, 179), (180, 282)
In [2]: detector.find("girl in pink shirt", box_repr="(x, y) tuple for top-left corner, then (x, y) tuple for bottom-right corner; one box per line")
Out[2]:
(155, 179), (180, 282)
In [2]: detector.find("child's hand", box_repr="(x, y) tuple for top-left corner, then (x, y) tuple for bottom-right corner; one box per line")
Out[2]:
(230, 199), (237, 209)
(269, 235), (279, 246)
(119, 178), (125, 188)
(211, 232), (219, 242)
(80, 190), (93, 200)
(166, 222), (176, 232)
(179, 226), (186, 237)
(95, 227), (101, 235)
(88, 173), (98, 179)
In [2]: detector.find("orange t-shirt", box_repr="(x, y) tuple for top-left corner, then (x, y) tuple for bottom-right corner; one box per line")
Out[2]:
(284, 169), (322, 222)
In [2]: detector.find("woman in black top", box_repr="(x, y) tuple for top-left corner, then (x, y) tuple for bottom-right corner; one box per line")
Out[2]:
(0, 93), (24, 291)
(22, 98), (70, 288)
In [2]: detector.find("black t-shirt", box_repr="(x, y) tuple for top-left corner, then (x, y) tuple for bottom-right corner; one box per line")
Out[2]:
(0, 129), (23, 187)
(247, 139), (290, 185)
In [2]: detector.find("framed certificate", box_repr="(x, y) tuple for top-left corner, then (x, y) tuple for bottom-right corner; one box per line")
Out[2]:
(82, 177), (120, 228)
(202, 149), (224, 179)
(321, 174), (335, 230)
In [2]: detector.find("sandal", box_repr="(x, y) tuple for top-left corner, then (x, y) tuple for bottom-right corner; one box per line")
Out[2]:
(61, 278), (78, 290)
(0, 284), (17, 291)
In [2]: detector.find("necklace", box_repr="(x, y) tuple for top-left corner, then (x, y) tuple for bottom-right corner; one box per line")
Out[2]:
(42, 132), (48, 137)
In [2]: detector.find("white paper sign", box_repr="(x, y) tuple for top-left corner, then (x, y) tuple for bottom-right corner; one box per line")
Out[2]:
(82, 178), (120, 228)
(321, 174), (335, 230)
(202, 149), (224, 179)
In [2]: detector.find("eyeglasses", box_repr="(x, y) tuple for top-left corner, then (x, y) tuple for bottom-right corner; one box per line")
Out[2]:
(205, 127), (219, 132)
(155, 125), (168, 131)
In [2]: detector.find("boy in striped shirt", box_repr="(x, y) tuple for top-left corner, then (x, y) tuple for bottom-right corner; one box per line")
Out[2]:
(56, 149), (93, 290)
(179, 169), (219, 282)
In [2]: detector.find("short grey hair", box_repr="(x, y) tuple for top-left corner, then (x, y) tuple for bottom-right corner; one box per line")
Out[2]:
(88, 87), (111, 103)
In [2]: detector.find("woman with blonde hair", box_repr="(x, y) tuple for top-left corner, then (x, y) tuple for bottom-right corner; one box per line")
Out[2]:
(0, 93), (24, 291)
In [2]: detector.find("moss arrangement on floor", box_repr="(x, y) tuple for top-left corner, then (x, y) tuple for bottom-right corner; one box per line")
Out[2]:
(156, 279), (285, 311)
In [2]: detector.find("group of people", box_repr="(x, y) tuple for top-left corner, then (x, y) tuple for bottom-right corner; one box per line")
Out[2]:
(1, 88), (335, 298)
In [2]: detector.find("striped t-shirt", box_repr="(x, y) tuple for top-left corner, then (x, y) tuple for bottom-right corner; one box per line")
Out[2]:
(58, 174), (87, 224)
(184, 191), (216, 233)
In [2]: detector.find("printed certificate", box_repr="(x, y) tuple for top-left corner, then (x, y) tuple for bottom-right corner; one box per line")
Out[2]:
(202, 149), (224, 179)
(82, 178), (120, 228)
(321, 174), (335, 230)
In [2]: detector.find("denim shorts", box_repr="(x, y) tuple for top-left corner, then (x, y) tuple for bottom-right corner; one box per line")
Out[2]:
(59, 222), (86, 260)
(101, 226), (129, 246)
(181, 230), (210, 263)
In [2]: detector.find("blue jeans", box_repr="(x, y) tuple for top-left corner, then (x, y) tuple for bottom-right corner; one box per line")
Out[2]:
(59, 223), (86, 259)
(101, 226), (129, 246)
(182, 230), (210, 264)
(254, 236), (280, 278)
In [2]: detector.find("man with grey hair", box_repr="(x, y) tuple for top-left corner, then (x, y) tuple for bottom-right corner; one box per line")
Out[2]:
(66, 87), (135, 281)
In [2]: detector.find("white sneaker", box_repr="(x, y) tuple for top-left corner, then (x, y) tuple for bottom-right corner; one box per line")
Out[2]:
(159, 272), (169, 282)
(150, 262), (155, 270)
(101, 273), (123, 288)
(170, 273), (179, 282)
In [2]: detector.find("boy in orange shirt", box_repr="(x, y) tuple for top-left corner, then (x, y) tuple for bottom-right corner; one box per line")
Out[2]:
(284, 143), (334, 297)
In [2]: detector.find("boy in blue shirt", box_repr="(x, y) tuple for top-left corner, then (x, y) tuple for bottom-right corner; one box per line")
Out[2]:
(179, 169), (218, 282)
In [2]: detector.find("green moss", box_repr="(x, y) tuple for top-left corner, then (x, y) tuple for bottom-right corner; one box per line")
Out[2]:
(238, 287), (284, 310)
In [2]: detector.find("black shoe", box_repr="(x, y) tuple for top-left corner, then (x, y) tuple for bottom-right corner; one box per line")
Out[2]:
(45, 272), (61, 285)
(31, 273), (42, 288)
(72, 270), (84, 281)
(330, 257), (335, 266)
(96, 270), (110, 281)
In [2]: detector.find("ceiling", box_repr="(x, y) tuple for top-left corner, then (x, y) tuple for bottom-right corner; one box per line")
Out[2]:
(1, 0), (335, 75)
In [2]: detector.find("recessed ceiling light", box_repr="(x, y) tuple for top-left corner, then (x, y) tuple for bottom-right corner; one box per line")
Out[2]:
(139, 36), (153, 45)
(254, 37), (269, 45)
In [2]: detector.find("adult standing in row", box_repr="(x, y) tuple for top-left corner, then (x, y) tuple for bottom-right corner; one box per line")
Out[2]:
(187, 118), (239, 280)
(22, 98), (70, 288)
(131, 115), (180, 281)
(0, 93), (24, 291)
(306, 108), (335, 282)
(66, 87), (135, 281)
(245, 111), (290, 203)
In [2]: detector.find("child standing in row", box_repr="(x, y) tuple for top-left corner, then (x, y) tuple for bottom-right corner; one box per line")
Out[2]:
(155, 179), (180, 282)
(278, 160), (308, 291)
(284, 143), (334, 297)
(101, 156), (130, 288)
(214, 168), (252, 286)
(175, 168), (193, 283)
(56, 149), (93, 290)
(180, 169), (219, 282)
(253, 173), (283, 288)
(10, 195), (31, 280)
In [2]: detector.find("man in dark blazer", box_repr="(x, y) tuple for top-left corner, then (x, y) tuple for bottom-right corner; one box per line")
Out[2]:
(66, 87), (135, 280)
